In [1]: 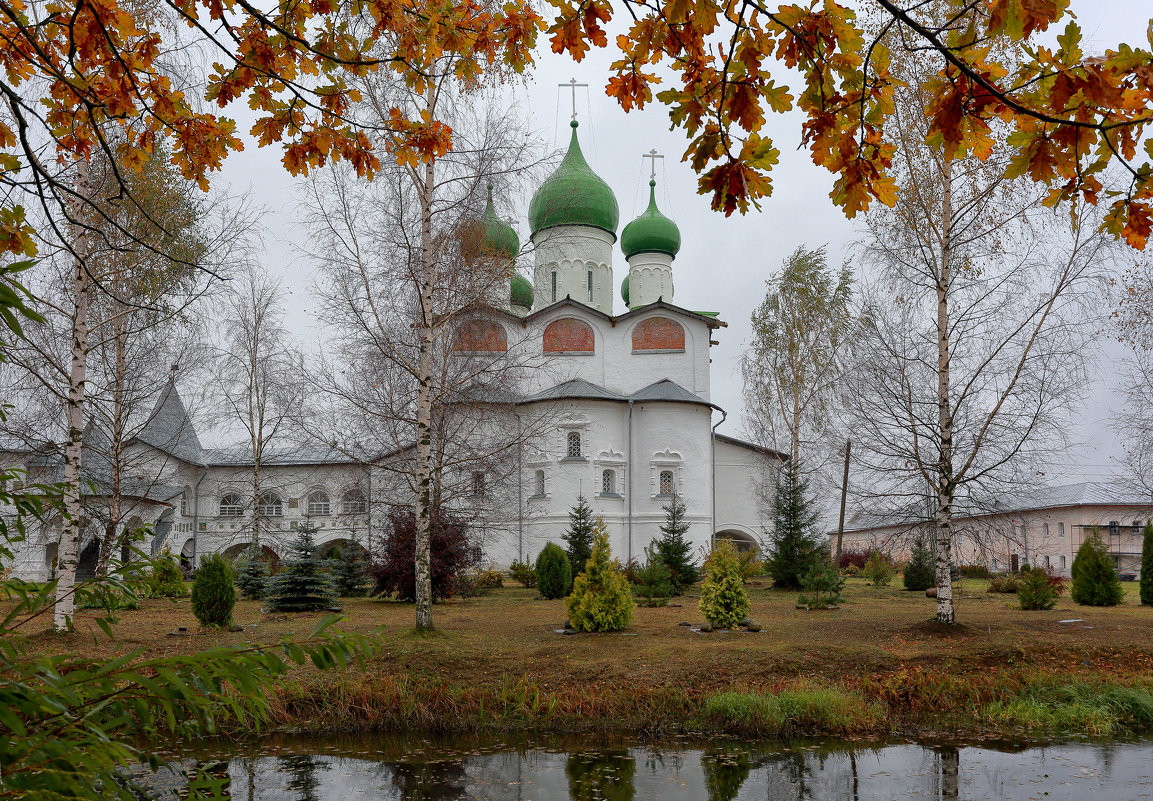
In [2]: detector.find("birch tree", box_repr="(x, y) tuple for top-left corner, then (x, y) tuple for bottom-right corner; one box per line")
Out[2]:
(741, 245), (853, 473)
(844, 42), (1115, 624)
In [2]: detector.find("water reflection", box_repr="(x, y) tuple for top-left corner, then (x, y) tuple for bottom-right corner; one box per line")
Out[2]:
(175, 735), (1153, 801)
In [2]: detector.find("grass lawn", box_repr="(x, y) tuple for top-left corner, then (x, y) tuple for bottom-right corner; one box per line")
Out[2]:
(21, 577), (1153, 739)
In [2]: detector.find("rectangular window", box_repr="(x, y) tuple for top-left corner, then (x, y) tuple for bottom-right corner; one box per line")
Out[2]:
(1058, 522), (1065, 537)
(566, 432), (582, 458)
(1042, 523), (1049, 538)
(587, 269), (593, 303)
(1109, 520), (1119, 537)
(472, 471), (486, 498)
(659, 470), (674, 496)
(551, 271), (557, 303)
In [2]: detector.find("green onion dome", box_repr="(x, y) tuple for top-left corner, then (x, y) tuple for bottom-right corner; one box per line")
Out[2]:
(479, 184), (519, 259)
(528, 121), (619, 239)
(511, 273), (533, 309)
(621, 179), (680, 259)
(621, 275), (630, 305)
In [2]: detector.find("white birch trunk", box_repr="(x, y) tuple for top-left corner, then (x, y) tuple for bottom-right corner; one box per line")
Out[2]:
(934, 159), (956, 624)
(53, 161), (93, 630)
(413, 149), (436, 630)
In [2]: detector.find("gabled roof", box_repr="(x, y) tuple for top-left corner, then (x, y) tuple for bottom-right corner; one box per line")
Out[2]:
(523, 296), (615, 325)
(203, 444), (366, 467)
(135, 381), (204, 465)
(630, 378), (709, 405)
(525, 378), (627, 402)
(616, 298), (727, 330)
(715, 433), (788, 461)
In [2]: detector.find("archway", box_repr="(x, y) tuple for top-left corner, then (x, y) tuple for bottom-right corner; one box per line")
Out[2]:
(221, 542), (281, 570)
(714, 528), (760, 559)
(317, 538), (368, 560)
(76, 536), (100, 581)
(179, 538), (195, 571)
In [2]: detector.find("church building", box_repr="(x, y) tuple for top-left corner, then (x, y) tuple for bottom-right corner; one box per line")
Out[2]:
(3, 120), (780, 581)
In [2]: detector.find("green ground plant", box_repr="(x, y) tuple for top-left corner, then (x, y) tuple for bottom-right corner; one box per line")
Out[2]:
(699, 540), (751, 629)
(565, 522), (635, 632)
(509, 558), (537, 588)
(1072, 534), (1124, 607)
(535, 543), (571, 600)
(330, 545), (369, 598)
(562, 494), (596, 587)
(765, 460), (822, 590)
(190, 553), (236, 628)
(798, 558), (845, 609)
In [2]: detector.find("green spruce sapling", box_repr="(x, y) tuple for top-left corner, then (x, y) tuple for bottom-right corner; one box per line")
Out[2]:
(655, 493), (699, 594)
(563, 493), (596, 587)
(633, 547), (672, 606)
(267, 525), (339, 612)
(766, 460), (821, 590)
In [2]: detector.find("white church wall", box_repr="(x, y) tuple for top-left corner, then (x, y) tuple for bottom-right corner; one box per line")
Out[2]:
(531, 225), (616, 314)
(714, 438), (777, 551)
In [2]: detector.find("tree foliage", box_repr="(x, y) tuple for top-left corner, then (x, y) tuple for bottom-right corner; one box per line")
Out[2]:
(633, 547), (672, 607)
(798, 558), (846, 610)
(190, 553), (236, 628)
(148, 550), (188, 598)
(699, 540), (751, 629)
(551, 1), (1153, 249)
(563, 493), (597, 583)
(330, 545), (370, 598)
(1071, 534), (1124, 607)
(371, 506), (481, 602)
(903, 536), (936, 592)
(766, 460), (822, 590)
(267, 525), (339, 613)
(235, 547), (270, 601)
(654, 493), (699, 594)
(565, 522), (635, 632)
(1018, 566), (1058, 611)
(535, 543), (572, 600)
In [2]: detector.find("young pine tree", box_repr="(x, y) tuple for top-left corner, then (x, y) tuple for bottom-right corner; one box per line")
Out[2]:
(563, 494), (597, 580)
(330, 545), (369, 598)
(766, 460), (821, 590)
(267, 525), (339, 613)
(655, 493), (699, 594)
(699, 540), (750, 629)
(535, 542), (572, 600)
(903, 535), (936, 591)
(1071, 533), (1124, 607)
(235, 546), (270, 600)
(1141, 521), (1153, 606)
(633, 546), (672, 606)
(565, 521), (635, 632)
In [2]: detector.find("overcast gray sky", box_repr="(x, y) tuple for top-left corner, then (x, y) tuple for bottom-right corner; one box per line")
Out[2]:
(212, 1), (1140, 484)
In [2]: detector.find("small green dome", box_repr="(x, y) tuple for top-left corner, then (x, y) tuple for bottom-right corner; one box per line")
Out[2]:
(528, 121), (619, 239)
(479, 184), (519, 259)
(511, 273), (533, 309)
(621, 179), (680, 259)
(621, 275), (630, 305)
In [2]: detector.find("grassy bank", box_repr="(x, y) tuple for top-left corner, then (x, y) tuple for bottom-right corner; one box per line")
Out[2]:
(25, 578), (1153, 740)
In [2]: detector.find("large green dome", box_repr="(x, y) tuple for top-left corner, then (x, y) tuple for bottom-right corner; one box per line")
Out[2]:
(528, 121), (619, 239)
(479, 184), (519, 259)
(621, 275), (629, 305)
(621, 179), (680, 259)
(511, 273), (533, 309)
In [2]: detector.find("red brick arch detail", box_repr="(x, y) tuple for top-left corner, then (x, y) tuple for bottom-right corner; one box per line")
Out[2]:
(543, 318), (595, 353)
(453, 319), (507, 352)
(631, 317), (685, 352)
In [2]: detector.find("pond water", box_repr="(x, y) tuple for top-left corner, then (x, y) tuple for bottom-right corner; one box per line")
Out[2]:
(169, 734), (1153, 801)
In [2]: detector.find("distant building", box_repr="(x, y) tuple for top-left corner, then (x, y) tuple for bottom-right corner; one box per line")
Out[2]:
(834, 482), (1151, 577)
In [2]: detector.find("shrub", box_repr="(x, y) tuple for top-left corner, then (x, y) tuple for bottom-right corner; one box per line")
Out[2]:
(903, 536), (935, 592)
(632, 547), (672, 607)
(699, 540), (750, 629)
(958, 563), (992, 579)
(841, 563), (860, 577)
(509, 558), (537, 589)
(1141, 521), (1153, 606)
(1018, 567), (1057, 610)
(563, 494), (596, 587)
(474, 566), (504, 591)
(737, 549), (764, 582)
(267, 525), (339, 613)
(798, 559), (845, 609)
(986, 573), (1021, 593)
(535, 542), (572, 600)
(838, 550), (871, 571)
(766, 460), (822, 590)
(370, 506), (482, 601)
(330, 545), (369, 598)
(654, 494), (699, 594)
(190, 553), (235, 628)
(234, 546), (270, 600)
(149, 550), (188, 598)
(1071, 534), (1124, 607)
(861, 552), (894, 586)
(565, 521), (634, 632)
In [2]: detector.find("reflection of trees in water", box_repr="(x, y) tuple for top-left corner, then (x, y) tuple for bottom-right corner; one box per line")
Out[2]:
(566, 751), (635, 801)
(929, 747), (959, 801)
(702, 749), (753, 801)
(388, 759), (468, 800)
(760, 750), (817, 801)
(278, 755), (330, 801)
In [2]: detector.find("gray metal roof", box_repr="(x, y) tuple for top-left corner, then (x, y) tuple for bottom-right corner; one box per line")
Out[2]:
(525, 378), (627, 402)
(135, 382), (205, 465)
(203, 444), (365, 467)
(629, 378), (709, 405)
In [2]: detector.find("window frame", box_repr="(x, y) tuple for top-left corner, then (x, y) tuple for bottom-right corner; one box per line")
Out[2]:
(600, 468), (617, 497)
(340, 489), (367, 515)
(658, 470), (675, 497)
(257, 493), (283, 518)
(307, 490), (331, 516)
(219, 493), (243, 517)
(565, 431), (583, 460)
(533, 469), (546, 498)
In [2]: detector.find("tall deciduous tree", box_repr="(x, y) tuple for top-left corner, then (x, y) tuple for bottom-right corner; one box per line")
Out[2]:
(742, 244), (853, 470)
(843, 40), (1116, 624)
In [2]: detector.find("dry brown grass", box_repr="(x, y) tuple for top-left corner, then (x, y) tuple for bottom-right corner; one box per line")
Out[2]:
(21, 578), (1153, 737)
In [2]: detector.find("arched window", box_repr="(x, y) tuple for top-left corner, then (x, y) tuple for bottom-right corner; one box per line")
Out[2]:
(257, 493), (283, 517)
(658, 470), (674, 496)
(1060, 554), (1066, 570)
(219, 493), (243, 517)
(452, 319), (507, 352)
(307, 491), (331, 516)
(601, 469), (616, 495)
(566, 431), (582, 458)
(551, 269), (557, 303)
(587, 268), (593, 302)
(543, 318), (594, 354)
(341, 489), (367, 515)
(632, 316), (686, 352)
(180, 490), (190, 517)
(534, 469), (546, 497)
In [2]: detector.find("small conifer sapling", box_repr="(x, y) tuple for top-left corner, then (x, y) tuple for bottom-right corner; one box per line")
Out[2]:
(565, 521), (635, 632)
(190, 553), (236, 628)
(267, 525), (339, 612)
(655, 493), (699, 594)
(563, 494), (596, 587)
